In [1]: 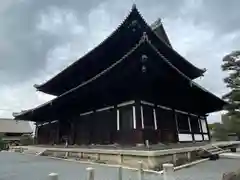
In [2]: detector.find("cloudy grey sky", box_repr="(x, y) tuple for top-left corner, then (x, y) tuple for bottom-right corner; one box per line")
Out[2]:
(0, 0), (238, 123)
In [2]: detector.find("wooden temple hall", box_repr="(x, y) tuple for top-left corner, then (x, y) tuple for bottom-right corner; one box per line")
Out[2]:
(13, 5), (225, 145)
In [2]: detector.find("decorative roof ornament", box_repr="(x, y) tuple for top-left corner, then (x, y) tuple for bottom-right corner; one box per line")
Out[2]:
(142, 65), (147, 73)
(141, 32), (149, 42)
(128, 19), (141, 31)
(141, 55), (148, 63)
(141, 54), (148, 73)
(129, 20), (137, 31)
(127, 4), (141, 31)
(131, 20), (138, 26)
(132, 3), (137, 10)
(151, 18), (162, 30)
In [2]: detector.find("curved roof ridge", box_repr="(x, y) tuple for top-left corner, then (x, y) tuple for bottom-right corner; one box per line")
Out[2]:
(151, 18), (162, 29)
(35, 4), (140, 90)
(135, 12), (205, 78)
(36, 5), (205, 96)
(151, 18), (172, 48)
(145, 37), (225, 103)
(14, 33), (147, 118)
(14, 31), (225, 119)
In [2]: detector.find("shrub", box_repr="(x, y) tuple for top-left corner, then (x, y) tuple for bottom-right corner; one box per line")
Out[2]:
(0, 138), (6, 150)
(222, 169), (240, 180)
(20, 135), (34, 145)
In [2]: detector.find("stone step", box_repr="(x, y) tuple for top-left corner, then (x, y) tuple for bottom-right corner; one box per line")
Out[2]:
(198, 146), (227, 158)
(22, 149), (45, 156)
(210, 150), (226, 155)
(208, 149), (222, 153)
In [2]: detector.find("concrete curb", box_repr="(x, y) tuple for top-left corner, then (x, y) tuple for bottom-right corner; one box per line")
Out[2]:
(220, 153), (240, 159)
(46, 156), (156, 173)
(44, 155), (209, 175)
(174, 158), (209, 171)
(10, 150), (210, 175)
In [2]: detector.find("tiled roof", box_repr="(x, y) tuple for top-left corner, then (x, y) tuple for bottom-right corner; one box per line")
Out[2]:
(0, 118), (32, 133)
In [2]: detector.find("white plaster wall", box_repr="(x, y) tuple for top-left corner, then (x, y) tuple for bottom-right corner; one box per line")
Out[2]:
(204, 134), (209, 140)
(178, 134), (192, 141)
(194, 134), (203, 141)
(201, 119), (208, 133)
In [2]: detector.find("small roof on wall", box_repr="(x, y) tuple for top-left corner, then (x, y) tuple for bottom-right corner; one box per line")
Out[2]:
(34, 5), (205, 96)
(0, 118), (32, 133)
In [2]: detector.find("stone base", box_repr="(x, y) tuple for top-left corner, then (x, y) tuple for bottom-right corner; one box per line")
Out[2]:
(11, 141), (240, 170)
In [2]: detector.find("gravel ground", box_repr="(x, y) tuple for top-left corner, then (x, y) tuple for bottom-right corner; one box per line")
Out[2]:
(174, 158), (240, 180)
(1, 151), (240, 180)
(0, 152), (159, 180)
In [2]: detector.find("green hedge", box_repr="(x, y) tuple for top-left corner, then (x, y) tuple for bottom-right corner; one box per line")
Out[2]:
(222, 169), (240, 180)
(0, 138), (6, 150)
(20, 136), (34, 146)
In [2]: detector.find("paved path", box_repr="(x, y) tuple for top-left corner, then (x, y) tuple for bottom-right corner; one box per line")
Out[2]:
(174, 158), (240, 180)
(0, 152), (159, 180)
(2, 151), (240, 180)
(173, 148), (240, 180)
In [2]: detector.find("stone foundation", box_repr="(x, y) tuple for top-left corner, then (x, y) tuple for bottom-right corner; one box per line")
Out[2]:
(11, 141), (240, 170)
(41, 147), (203, 170)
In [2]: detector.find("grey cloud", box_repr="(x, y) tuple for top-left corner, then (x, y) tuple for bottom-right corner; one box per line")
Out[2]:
(0, 0), (189, 85)
(0, 0), (239, 122)
(1, 0), (240, 85)
(190, 0), (240, 35)
(0, 0), (102, 84)
(136, 0), (185, 20)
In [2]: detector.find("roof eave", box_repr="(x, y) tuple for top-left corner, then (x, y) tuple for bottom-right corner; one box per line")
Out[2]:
(35, 5), (205, 96)
(14, 34), (225, 120)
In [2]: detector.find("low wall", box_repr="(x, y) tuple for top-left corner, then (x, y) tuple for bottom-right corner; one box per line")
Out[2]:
(11, 141), (240, 170)
(41, 147), (201, 170)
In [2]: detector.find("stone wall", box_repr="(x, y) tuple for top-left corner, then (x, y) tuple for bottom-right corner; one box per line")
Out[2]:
(42, 148), (200, 170)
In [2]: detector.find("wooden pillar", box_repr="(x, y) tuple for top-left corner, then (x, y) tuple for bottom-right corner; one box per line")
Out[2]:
(153, 108), (157, 130)
(115, 105), (120, 143)
(89, 111), (96, 144)
(132, 105), (137, 129)
(54, 121), (59, 144)
(188, 115), (195, 142)
(135, 100), (142, 129)
(70, 120), (75, 145)
(88, 115), (92, 145)
(153, 107), (159, 144)
(46, 123), (51, 144)
(135, 100), (144, 144)
(38, 124), (43, 144)
(110, 105), (118, 144)
(173, 110), (179, 142)
(34, 123), (39, 144)
(205, 116), (211, 141)
(198, 116), (204, 141)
